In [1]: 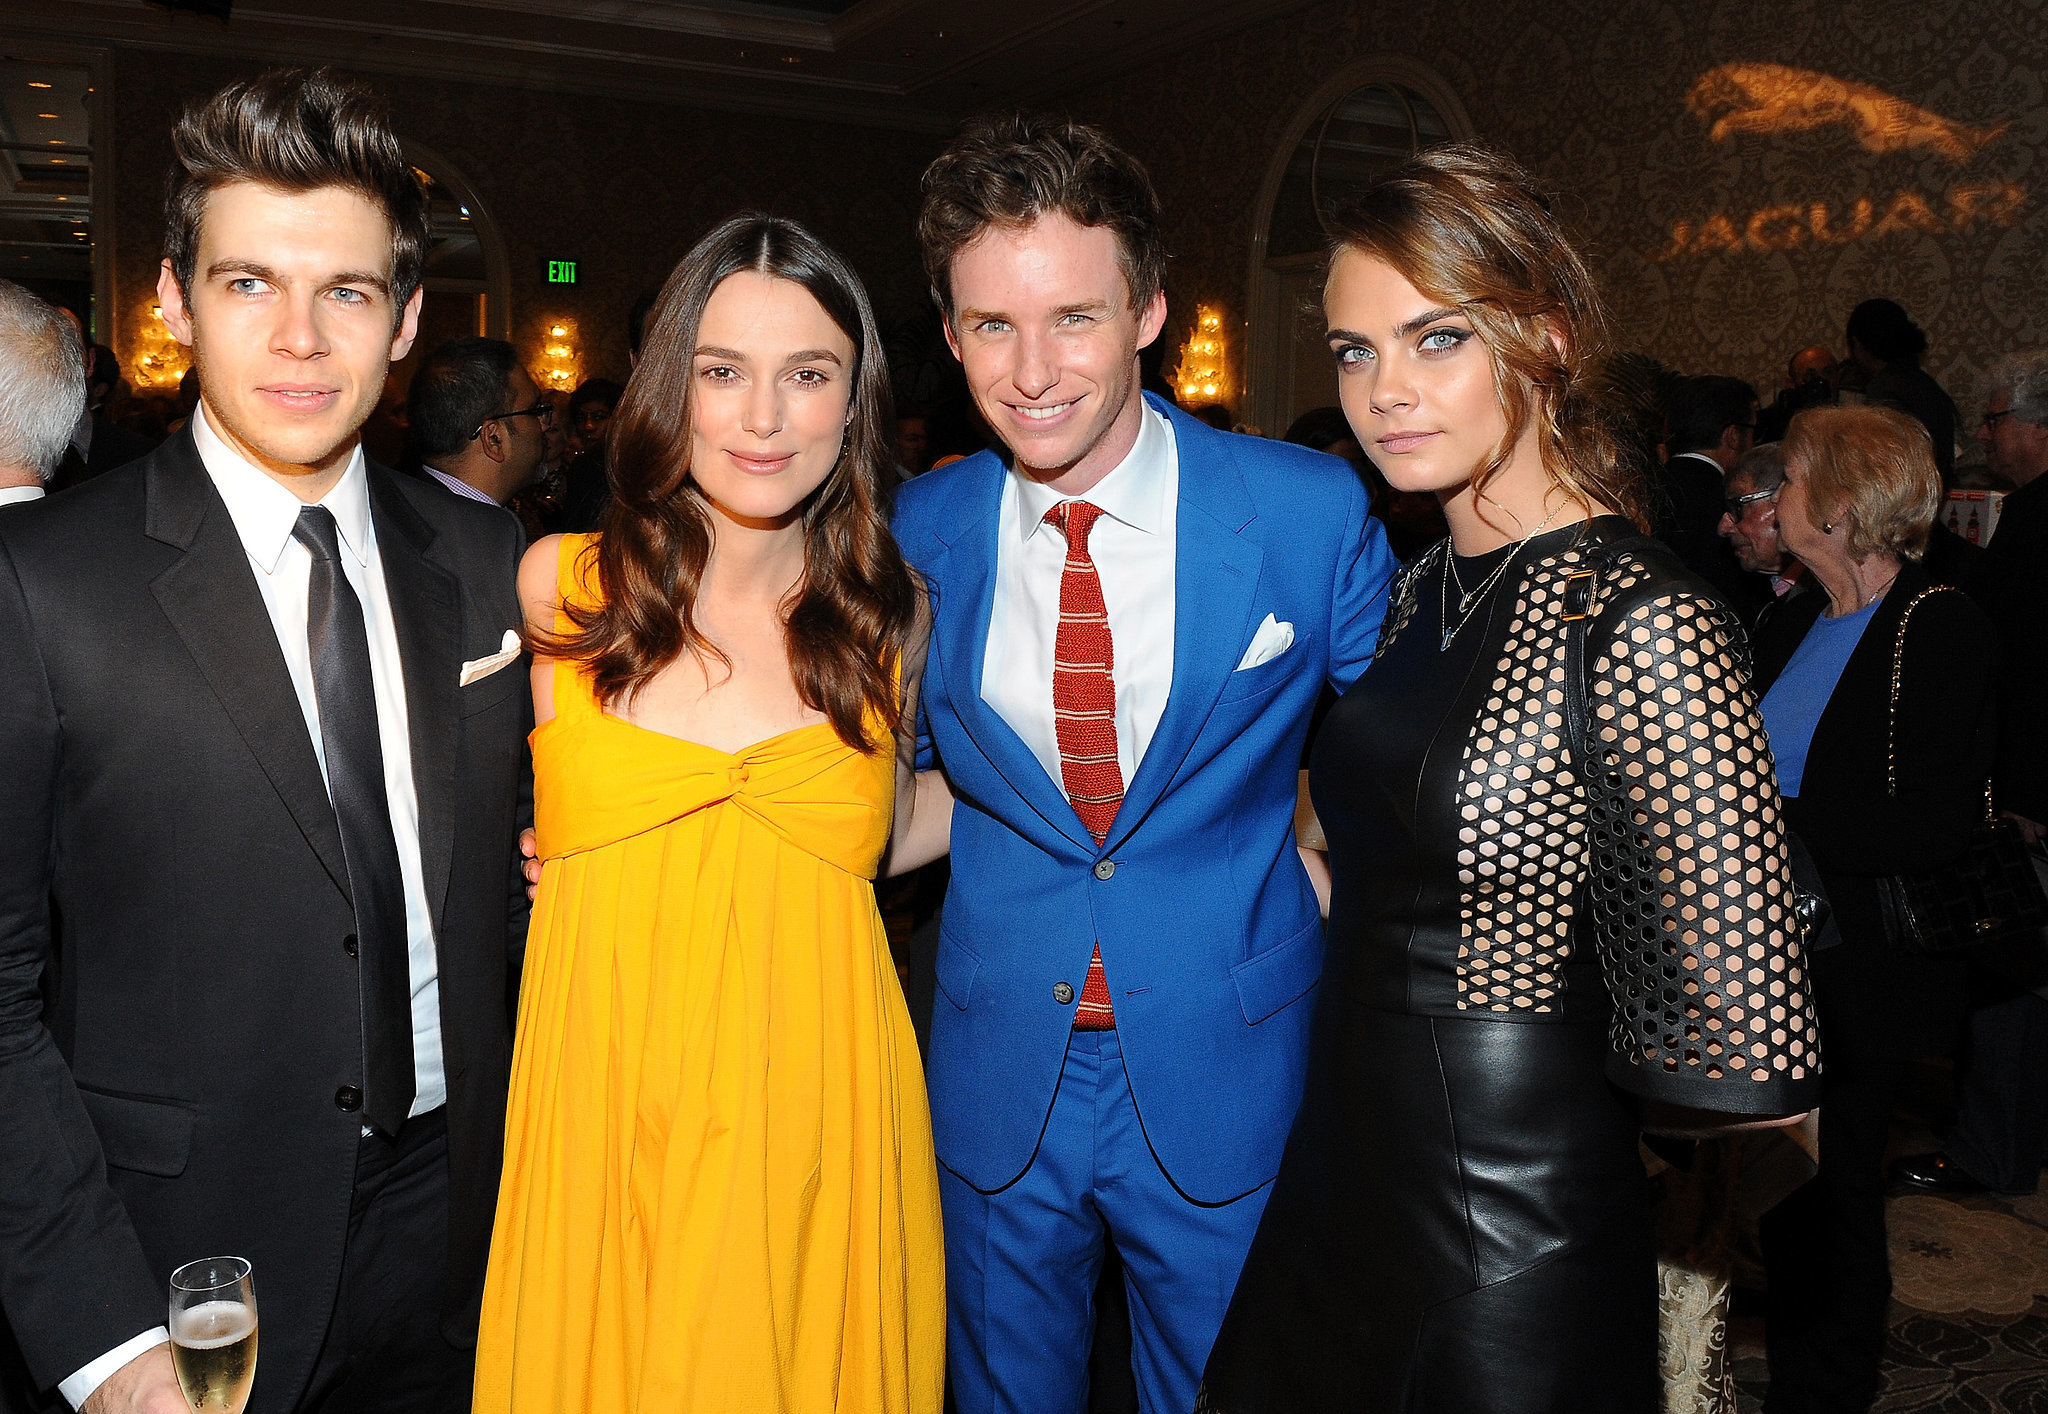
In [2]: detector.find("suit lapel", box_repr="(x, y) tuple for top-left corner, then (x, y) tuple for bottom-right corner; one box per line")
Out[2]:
(145, 434), (350, 899)
(930, 456), (1095, 855)
(369, 469), (463, 935)
(1106, 405), (1262, 853)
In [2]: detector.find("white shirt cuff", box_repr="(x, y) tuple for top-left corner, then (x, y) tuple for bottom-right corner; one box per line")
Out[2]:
(59, 1327), (169, 1409)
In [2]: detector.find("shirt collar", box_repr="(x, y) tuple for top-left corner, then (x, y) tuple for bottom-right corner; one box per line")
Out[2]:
(422, 462), (500, 506)
(193, 402), (372, 574)
(0, 485), (45, 506)
(1013, 401), (1173, 543)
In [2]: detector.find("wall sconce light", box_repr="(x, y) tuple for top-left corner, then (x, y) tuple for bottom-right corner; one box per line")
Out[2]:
(1173, 305), (1233, 407)
(127, 297), (189, 389)
(538, 317), (580, 389)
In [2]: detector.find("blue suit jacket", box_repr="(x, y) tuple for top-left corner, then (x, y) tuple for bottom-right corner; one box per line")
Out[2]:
(893, 396), (1397, 1203)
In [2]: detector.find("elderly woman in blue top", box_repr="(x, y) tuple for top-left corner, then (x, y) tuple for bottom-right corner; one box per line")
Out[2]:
(1749, 403), (1996, 1413)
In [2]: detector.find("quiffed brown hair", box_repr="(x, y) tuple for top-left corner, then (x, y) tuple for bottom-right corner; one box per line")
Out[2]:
(164, 68), (429, 318)
(1325, 144), (1646, 530)
(542, 213), (919, 755)
(918, 111), (1166, 315)
(1783, 404), (1941, 563)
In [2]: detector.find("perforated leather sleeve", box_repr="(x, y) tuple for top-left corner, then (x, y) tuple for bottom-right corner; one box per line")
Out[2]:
(1580, 577), (1820, 1113)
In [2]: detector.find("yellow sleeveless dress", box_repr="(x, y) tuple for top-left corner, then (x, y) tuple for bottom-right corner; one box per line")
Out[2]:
(474, 535), (944, 1414)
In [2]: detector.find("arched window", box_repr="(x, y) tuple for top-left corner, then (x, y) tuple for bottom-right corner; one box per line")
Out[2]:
(394, 141), (511, 381)
(1244, 62), (1472, 437)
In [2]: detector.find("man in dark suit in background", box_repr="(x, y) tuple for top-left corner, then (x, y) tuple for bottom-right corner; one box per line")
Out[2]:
(49, 337), (154, 492)
(1849, 298), (1960, 488)
(1895, 348), (2048, 1199)
(1756, 344), (1840, 444)
(1654, 374), (1761, 616)
(409, 337), (550, 516)
(0, 69), (529, 1414)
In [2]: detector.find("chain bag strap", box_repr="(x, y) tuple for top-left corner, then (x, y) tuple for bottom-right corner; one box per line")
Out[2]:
(1875, 586), (2048, 954)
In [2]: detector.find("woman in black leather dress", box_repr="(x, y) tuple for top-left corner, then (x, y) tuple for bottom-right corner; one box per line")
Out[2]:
(1199, 147), (1821, 1412)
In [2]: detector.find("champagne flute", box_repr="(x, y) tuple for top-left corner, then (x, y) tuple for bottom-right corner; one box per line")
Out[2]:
(168, 1257), (258, 1414)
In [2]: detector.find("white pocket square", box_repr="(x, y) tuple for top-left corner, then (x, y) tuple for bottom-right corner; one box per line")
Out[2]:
(1235, 614), (1296, 671)
(459, 630), (523, 687)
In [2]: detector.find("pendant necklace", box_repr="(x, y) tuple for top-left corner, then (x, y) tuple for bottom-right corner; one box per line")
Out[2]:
(1438, 504), (1563, 652)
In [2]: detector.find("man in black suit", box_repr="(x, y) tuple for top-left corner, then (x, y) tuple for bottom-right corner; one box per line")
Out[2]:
(1894, 348), (2048, 1199)
(1655, 374), (1761, 616)
(49, 338), (155, 493)
(0, 69), (529, 1414)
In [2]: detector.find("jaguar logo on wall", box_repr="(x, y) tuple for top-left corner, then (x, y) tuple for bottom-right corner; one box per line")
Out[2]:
(1686, 63), (2010, 164)
(1655, 63), (2023, 261)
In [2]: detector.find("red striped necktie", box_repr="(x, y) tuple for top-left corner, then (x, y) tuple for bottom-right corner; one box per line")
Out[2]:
(1046, 501), (1120, 1031)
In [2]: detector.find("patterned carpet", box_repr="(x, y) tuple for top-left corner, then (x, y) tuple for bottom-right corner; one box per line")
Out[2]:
(1733, 1064), (2048, 1412)
(1731, 1192), (2048, 1411)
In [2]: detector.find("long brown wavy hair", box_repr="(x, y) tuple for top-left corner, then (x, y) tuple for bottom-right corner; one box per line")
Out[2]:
(540, 213), (919, 754)
(1324, 144), (1648, 530)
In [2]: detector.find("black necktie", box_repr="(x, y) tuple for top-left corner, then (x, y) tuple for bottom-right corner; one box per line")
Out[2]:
(293, 505), (416, 1135)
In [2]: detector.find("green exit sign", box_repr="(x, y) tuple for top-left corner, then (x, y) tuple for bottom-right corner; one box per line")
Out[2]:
(546, 259), (578, 285)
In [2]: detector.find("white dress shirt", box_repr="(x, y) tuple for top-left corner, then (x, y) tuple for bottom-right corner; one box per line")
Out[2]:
(0, 485), (45, 506)
(983, 403), (1178, 790)
(423, 462), (500, 506)
(61, 406), (455, 1407)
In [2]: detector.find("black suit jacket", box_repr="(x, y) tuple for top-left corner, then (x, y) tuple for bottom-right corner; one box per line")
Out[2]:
(0, 430), (531, 1411)
(1973, 475), (2048, 823)
(1864, 361), (1960, 486)
(49, 418), (156, 494)
(1752, 560), (1995, 1055)
(1652, 451), (1766, 620)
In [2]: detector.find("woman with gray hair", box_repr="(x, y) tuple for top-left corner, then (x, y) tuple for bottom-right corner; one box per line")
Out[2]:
(0, 279), (86, 504)
(1750, 403), (1997, 1409)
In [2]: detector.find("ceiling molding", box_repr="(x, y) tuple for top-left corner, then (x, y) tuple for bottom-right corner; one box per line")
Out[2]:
(265, 9), (904, 95)
(0, 0), (1325, 133)
(885, 0), (1120, 93)
(412, 0), (838, 49)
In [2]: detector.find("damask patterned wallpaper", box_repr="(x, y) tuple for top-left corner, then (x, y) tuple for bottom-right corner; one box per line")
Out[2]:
(1062, 0), (2045, 429)
(101, 4), (2043, 437)
(107, 50), (941, 390)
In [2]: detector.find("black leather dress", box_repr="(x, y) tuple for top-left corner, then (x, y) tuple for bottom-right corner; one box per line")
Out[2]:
(1200, 518), (1822, 1413)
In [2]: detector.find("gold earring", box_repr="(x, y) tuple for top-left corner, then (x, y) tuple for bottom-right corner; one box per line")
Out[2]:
(1822, 522), (1834, 533)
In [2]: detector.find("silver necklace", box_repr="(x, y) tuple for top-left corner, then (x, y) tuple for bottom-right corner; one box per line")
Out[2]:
(1437, 506), (1563, 652)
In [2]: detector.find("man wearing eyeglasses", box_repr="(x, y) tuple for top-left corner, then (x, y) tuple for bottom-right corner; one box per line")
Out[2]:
(1716, 442), (1807, 630)
(409, 337), (550, 514)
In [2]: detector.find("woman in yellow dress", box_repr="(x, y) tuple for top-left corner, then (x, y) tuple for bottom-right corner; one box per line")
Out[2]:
(475, 214), (951, 1413)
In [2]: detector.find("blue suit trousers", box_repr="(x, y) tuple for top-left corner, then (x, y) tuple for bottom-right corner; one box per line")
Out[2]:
(939, 1029), (1271, 1414)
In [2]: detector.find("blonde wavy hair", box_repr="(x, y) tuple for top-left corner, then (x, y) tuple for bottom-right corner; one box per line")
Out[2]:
(1782, 404), (1941, 563)
(1323, 144), (1647, 530)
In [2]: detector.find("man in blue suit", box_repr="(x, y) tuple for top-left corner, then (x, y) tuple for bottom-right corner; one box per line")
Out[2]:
(893, 113), (1397, 1414)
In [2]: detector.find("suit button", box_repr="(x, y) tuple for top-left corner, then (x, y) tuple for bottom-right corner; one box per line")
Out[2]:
(1053, 982), (1075, 1005)
(1093, 860), (1116, 881)
(334, 1085), (363, 1113)
(343, 933), (358, 958)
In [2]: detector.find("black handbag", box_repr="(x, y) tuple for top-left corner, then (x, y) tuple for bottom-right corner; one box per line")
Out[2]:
(1873, 587), (2048, 955)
